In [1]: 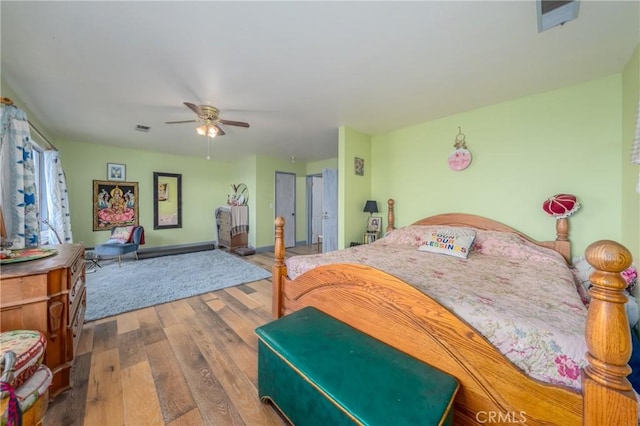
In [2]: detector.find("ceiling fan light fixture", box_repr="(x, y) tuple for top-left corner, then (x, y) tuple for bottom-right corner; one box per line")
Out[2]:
(196, 124), (217, 138)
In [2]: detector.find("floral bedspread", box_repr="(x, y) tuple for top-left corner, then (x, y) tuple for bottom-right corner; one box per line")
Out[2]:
(286, 225), (588, 390)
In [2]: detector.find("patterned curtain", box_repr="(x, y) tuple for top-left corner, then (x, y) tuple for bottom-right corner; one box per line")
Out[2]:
(0, 105), (38, 248)
(44, 150), (73, 243)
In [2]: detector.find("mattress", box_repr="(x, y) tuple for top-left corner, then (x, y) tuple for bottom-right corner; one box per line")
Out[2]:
(285, 225), (587, 390)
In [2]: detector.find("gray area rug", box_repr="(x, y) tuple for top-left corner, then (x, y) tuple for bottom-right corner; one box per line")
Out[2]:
(84, 249), (270, 321)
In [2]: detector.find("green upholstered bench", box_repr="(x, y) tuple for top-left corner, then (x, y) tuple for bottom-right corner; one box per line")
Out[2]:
(255, 306), (459, 426)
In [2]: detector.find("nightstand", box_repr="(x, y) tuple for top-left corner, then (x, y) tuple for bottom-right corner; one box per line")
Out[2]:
(363, 231), (379, 244)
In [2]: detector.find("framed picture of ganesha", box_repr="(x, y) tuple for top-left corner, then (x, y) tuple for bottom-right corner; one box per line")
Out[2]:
(93, 180), (139, 231)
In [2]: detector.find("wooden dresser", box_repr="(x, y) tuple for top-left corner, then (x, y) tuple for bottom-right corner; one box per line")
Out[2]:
(216, 206), (248, 251)
(0, 243), (86, 398)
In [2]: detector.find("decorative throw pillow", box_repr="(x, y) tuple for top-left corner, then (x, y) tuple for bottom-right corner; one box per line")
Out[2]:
(110, 226), (134, 243)
(417, 228), (476, 259)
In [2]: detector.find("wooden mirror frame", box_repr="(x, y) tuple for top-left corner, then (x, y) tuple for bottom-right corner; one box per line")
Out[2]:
(153, 172), (182, 230)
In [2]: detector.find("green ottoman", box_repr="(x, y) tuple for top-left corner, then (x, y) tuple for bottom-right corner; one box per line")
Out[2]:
(255, 307), (459, 426)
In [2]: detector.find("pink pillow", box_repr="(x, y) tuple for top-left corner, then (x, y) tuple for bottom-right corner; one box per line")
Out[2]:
(472, 230), (565, 265)
(110, 226), (134, 243)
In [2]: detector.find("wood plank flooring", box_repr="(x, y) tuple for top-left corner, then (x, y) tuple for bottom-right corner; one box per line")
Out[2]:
(44, 245), (317, 426)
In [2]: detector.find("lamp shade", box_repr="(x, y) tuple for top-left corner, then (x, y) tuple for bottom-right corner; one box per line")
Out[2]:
(363, 200), (379, 214)
(196, 124), (218, 138)
(542, 194), (580, 218)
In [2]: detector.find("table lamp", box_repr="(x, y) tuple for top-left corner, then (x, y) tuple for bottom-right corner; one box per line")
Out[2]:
(363, 200), (379, 231)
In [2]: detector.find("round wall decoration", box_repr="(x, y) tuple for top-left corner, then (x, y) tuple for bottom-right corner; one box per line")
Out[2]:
(448, 148), (472, 171)
(448, 127), (472, 171)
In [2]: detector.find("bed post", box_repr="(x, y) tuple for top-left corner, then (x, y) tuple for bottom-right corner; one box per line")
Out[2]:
(583, 240), (637, 425)
(387, 199), (395, 232)
(554, 217), (571, 263)
(272, 216), (286, 319)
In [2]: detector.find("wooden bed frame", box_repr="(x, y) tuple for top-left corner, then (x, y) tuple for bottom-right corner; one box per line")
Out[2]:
(272, 199), (637, 425)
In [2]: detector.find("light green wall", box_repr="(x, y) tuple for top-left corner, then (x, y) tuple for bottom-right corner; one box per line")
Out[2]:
(339, 127), (373, 247)
(368, 74), (624, 259)
(55, 139), (233, 249)
(306, 158), (337, 175)
(622, 44), (640, 263)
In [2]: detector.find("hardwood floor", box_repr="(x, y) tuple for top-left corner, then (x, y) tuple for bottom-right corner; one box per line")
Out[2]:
(44, 245), (318, 426)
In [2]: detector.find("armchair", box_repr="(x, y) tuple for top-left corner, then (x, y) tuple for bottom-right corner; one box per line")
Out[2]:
(94, 225), (144, 266)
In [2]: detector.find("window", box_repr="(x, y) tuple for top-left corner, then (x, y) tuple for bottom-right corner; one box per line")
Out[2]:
(30, 139), (50, 244)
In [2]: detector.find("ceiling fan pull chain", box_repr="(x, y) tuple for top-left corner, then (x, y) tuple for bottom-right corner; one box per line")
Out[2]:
(207, 135), (211, 160)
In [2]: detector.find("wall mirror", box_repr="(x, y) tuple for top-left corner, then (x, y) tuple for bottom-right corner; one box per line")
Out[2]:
(153, 172), (182, 229)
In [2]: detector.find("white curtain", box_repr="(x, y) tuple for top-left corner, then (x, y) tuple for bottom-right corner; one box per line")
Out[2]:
(44, 150), (73, 243)
(632, 100), (640, 193)
(0, 105), (39, 248)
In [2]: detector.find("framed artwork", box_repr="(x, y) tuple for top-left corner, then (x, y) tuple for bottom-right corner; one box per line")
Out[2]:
(367, 216), (382, 232)
(354, 157), (364, 176)
(107, 163), (126, 181)
(93, 180), (139, 231)
(363, 233), (378, 244)
(153, 172), (182, 229)
(157, 182), (168, 201)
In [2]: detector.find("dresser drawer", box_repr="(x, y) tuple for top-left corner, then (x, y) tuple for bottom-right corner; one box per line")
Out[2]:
(68, 272), (85, 321)
(68, 287), (86, 358)
(68, 249), (85, 290)
(218, 212), (231, 227)
(219, 222), (231, 234)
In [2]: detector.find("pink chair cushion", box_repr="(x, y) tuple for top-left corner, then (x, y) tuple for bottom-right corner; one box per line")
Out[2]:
(14, 364), (53, 413)
(0, 330), (46, 388)
(110, 226), (135, 243)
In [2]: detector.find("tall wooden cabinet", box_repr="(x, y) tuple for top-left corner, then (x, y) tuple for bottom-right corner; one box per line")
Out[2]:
(216, 206), (248, 251)
(0, 244), (86, 398)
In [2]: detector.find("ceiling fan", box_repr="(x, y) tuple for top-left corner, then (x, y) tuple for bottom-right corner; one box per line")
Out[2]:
(165, 102), (250, 137)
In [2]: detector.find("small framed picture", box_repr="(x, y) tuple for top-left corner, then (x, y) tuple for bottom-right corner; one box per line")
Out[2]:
(107, 163), (126, 181)
(367, 216), (381, 232)
(157, 182), (168, 201)
(364, 233), (377, 244)
(354, 157), (364, 176)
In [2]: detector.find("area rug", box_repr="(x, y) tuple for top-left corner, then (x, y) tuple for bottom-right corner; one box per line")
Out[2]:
(84, 249), (270, 321)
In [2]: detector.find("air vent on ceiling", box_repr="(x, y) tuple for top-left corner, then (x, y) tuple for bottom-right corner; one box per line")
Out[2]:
(537, 0), (580, 33)
(135, 124), (151, 132)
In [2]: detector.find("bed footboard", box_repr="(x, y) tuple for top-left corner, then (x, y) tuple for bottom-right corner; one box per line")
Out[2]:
(583, 240), (636, 426)
(272, 218), (638, 424)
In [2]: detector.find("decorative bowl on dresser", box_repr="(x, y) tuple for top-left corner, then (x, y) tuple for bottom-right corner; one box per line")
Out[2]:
(0, 243), (86, 398)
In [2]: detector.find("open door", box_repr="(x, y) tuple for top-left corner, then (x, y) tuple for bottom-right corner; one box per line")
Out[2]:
(321, 168), (338, 252)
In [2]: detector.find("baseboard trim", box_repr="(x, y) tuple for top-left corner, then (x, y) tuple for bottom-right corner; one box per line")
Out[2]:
(137, 241), (215, 259)
(254, 240), (309, 254)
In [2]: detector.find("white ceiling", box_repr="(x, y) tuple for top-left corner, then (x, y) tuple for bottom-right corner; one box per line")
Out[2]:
(2, 1), (638, 162)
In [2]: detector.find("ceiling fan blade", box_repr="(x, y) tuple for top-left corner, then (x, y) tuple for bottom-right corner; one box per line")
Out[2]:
(214, 124), (226, 136)
(165, 119), (198, 124)
(184, 102), (204, 117)
(219, 119), (250, 128)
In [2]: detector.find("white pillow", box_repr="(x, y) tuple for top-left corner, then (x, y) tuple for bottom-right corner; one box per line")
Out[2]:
(417, 228), (476, 259)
